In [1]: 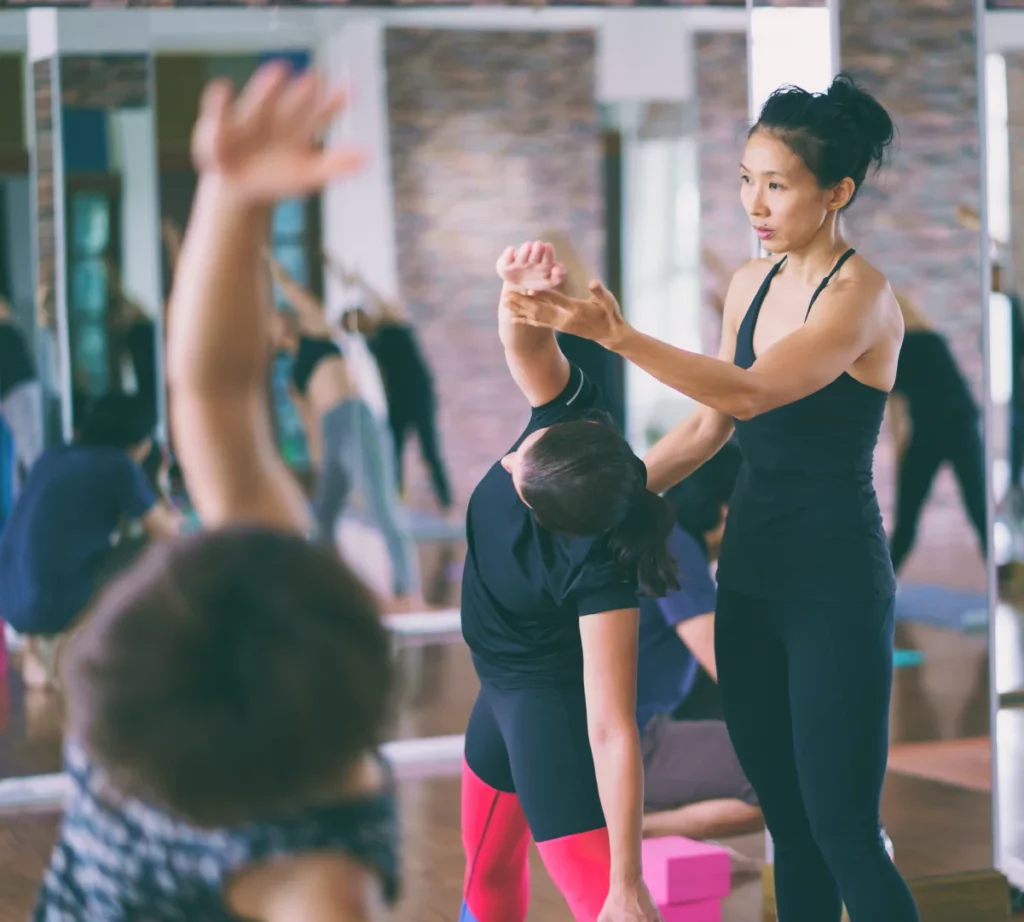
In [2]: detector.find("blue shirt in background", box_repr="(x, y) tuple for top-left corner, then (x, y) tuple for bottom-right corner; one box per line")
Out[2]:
(636, 525), (717, 730)
(0, 445), (157, 634)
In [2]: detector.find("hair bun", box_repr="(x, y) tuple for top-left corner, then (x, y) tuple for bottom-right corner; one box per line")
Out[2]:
(826, 73), (895, 167)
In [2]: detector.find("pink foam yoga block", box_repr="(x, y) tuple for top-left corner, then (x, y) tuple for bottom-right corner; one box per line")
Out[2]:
(660, 897), (722, 922)
(642, 836), (730, 905)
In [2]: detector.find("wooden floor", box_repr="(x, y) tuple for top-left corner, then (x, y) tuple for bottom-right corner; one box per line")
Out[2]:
(1, 507), (1022, 919)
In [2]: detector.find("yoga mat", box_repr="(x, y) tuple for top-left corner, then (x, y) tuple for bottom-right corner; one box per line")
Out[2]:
(887, 736), (991, 793)
(895, 582), (988, 634)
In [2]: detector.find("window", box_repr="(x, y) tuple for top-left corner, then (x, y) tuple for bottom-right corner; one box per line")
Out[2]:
(65, 178), (120, 408)
(621, 123), (702, 453)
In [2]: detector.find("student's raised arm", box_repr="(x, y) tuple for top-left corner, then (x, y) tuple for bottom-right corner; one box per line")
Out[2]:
(165, 63), (363, 535)
(266, 252), (334, 338)
(495, 241), (570, 407)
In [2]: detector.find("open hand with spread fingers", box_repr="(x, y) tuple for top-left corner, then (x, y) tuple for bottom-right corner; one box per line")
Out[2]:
(496, 241), (567, 293)
(190, 61), (365, 204)
(502, 276), (629, 349)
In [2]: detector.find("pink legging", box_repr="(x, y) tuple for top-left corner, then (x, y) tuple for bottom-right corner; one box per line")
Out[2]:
(460, 760), (611, 922)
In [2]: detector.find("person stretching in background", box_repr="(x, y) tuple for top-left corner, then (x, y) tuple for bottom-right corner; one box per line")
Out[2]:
(266, 252), (422, 611)
(326, 252), (454, 511)
(886, 293), (986, 573)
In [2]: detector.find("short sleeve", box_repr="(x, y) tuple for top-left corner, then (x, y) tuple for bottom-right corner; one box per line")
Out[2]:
(117, 457), (158, 521)
(655, 527), (716, 628)
(568, 559), (639, 617)
(522, 364), (606, 439)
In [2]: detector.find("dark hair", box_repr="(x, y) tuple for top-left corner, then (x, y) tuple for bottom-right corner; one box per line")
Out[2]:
(77, 392), (153, 450)
(519, 419), (679, 597)
(752, 73), (895, 208)
(663, 440), (742, 540)
(62, 526), (392, 827)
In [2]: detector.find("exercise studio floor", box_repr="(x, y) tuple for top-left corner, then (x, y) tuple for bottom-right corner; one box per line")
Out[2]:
(0, 499), (1021, 921)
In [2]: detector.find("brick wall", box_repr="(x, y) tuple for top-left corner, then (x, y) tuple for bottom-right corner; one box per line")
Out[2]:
(61, 55), (150, 110)
(32, 59), (57, 339)
(841, 0), (986, 584)
(386, 28), (602, 507)
(696, 31), (751, 355)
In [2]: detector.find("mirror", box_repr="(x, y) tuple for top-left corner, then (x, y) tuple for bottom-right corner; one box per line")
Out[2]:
(4, 3), (1010, 921)
(60, 54), (163, 443)
(746, 0), (1010, 917)
(2, 11), (792, 922)
(983, 0), (1024, 905)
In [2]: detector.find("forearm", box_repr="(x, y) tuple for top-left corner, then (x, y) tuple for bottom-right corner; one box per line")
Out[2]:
(611, 327), (759, 420)
(166, 177), (271, 393)
(589, 725), (645, 886)
(499, 283), (558, 356)
(271, 262), (328, 328)
(644, 410), (733, 495)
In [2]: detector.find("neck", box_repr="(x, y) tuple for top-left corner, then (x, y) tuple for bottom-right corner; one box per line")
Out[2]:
(776, 218), (847, 287)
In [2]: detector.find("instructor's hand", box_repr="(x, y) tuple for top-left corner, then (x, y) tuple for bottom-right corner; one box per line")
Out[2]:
(598, 879), (663, 922)
(502, 278), (628, 349)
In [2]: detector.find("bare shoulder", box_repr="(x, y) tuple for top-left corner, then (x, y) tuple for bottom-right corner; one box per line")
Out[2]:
(722, 257), (779, 326)
(825, 255), (903, 359)
(828, 254), (899, 319)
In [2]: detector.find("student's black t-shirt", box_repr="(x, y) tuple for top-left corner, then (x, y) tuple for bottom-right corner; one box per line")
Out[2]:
(460, 363), (639, 689)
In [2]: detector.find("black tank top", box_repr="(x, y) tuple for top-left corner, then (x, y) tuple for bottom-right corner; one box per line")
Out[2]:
(716, 249), (897, 602)
(291, 336), (342, 395)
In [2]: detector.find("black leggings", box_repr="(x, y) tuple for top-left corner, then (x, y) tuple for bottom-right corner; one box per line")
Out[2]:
(715, 588), (919, 922)
(464, 676), (605, 842)
(390, 401), (452, 509)
(889, 418), (986, 573)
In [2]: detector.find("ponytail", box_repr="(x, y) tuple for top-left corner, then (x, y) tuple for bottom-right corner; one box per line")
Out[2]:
(606, 489), (679, 598)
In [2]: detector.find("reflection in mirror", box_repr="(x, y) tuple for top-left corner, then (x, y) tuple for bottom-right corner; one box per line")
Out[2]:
(60, 55), (163, 441)
(983, 2), (1024, 903)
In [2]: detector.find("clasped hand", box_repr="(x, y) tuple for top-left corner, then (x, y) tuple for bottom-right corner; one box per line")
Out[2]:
(497, 241), (629, 348)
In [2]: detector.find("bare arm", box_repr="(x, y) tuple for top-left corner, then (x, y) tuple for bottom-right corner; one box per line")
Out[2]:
(499, 282), (570, 407)
(140, 501), (185, 540)
(324, 251), (407, 323)
(614, 278), (889, 420)
(167, 178), (311, 533)
(166, 64), (361, 535)
(505, 261), (894, 421)
(674, 613), (717, 683)
(886, 393), (911, 463)
(580, 609), (645, 892)
(267, 255), (334, 338)
(497, 243), (571, 407)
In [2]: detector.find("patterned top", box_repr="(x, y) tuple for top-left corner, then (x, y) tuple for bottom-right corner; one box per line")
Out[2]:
(32, 741), (400, 921)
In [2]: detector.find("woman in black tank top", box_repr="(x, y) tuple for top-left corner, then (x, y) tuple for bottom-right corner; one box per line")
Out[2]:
(506, 75), (920, 922)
